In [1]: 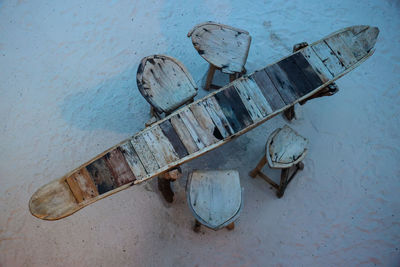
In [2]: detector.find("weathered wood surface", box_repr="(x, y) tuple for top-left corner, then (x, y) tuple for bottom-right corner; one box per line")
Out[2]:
(66, 168), (99, 203)
(187, 170), (242, 230)
(189, 103), (221, 142)
(265, 63), (299, 104)
(137, 55), (198, 114)
(104, 149), (136, 187)
(290, 52), (324, 89)
(267, 125), (308, 168)
(188, 22), (251, 74)
(311, 41), (346, 76)
(29, 25), (379, 220)
(325, 35), (357, 68)
(159, 120), (189, 158)
(301, 46), (333, 82)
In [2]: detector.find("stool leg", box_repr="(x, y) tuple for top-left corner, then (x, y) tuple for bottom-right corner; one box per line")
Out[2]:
(249, 155), (267, 178)
(226, 222), (235, 231)
(277, 168), (290, 198)
(205, 64), (217, 91)
(229, 73), (236, 83)
(284, 106), (296, 121)
(193, 219), (201, 233)
(157, 176), (174, 203)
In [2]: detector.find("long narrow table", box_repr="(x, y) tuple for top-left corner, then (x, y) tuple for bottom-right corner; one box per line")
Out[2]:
(30, 25), (379, 220)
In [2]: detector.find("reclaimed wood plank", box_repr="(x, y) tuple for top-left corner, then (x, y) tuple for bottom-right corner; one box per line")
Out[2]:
(86, 158), (115, 194)
(351, 26), (379, 53)
(201, 97), (234, 138)
(264, 64), (299, 104)
(290, 52), (323, 89)
(339, 31), (366, 60)
(179, 109), (208, 148)
(66, 168), (99, 203)
(104, 148), (136, 187)
(311, 42), (346, 76)
(232, 80), (264, 121)
(190, 103), (221, 142)
(277, 55), (314, 97)
(214, 86), (252, 132)
(325, 35), (358, 68)
(119, 141), (147, 180)
(143, 126), (179, 167)
(170, 115), (199, 154)
(301, 46), (333, 82)
(159, 120), (189, 158)
(130, 135), (159, 173)
(251, 70), (286, 111)
(239, 78), (273, 116)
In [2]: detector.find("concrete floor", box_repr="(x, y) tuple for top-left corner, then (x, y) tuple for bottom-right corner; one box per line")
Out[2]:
(1, 0), (399, 266)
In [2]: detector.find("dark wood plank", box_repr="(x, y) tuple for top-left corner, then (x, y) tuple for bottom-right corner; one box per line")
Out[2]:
(86, 158), (115, 194)
(264, 64), (298, 104)
(251, 70), (286, 110)
(214, 86), (253, 132)
(291, 52), (323, 89)
(159, 120), (189, 158)
(278, 55), (314, 97)
(104, 148), (136, 187)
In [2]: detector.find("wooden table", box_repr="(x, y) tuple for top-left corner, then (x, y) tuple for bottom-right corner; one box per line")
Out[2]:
(29, 25), (379, 220)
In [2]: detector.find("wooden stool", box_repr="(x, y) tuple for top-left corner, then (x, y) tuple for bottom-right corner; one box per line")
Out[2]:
(249, 125), (308, 198)
(137, 55), (198, 202)
(187, 22), (251, 90)
(186, 170), (242, 232)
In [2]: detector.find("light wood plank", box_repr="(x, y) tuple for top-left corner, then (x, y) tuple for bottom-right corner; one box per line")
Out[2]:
(190, 102), (221, 142)
(143, 126), (179, 167)
(179, 109), (207, 148)
(120, 141), (147, 180)
(201, 97), (234, 138)
(325, 35), (358, 68)
(130, 135), (159, 173)
(311, 42), (346, 76)
(300, 46), (333, 82)
(170, 115), (199, 154)
(232, 79), (264, 121)
(66, 168), (99, 203)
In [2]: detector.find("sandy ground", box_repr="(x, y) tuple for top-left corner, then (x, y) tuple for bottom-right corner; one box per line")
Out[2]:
(1, 0), (399, 266)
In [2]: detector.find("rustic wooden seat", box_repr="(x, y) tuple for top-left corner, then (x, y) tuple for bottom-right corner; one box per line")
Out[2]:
(137, 54), (198, 123)
(137, 55), (198, 202)
(187, 170), (242, 232)
(250, 125), (308, 198)
(187, 22), (251, 90)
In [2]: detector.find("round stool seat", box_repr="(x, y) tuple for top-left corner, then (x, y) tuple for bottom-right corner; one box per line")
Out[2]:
(266, 125), (308, 169)
(187, 170), (242, 230)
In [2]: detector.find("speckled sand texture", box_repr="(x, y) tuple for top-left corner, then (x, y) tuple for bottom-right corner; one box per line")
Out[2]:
(0, 0), (399, 266)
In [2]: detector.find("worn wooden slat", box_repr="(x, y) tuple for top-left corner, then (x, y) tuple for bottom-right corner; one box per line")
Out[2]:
(232, 80), (264, 121)
(85, 158), (115, 194)
(251, 70), (286, 111)
(239, 78), (273, 116)
(264, 64), (299, 104)
(66, 168), (99, 203)
(214, 86), (253, 132)
(179, 109), (209, 148)
(130, 135), (159, 173)
(351, 26), (379, 53)
(159, 120), (189, 158)
(119, 142), (147, 180)
(201, 97), (234, 138)
(339, 31), (368, 60)
(104, 148), (136, 187)
(311, 42), (346, 76)
(170, 115), (199, 154)
(277, 55), (314, 97)
(300, 46), (333, 82)
(143, 126), (179, 167)
(190, 103), (221, 142)
(290, 52), (323, 89)
(325, 35), (358, 68)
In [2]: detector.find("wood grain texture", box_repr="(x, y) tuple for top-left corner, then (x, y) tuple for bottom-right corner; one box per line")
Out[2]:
(201, 97), (234, 138)
(85, 158), (115, 195)
(190, 103), (221, 142)
(143, 126), (179, 167)
(130, 135), (159, 173)
(277, 55), (314, 98)
(251, 70), (286, 111)
(338, 26), (379, 60)
(159, 120), (189, 158)
(311, 41), (346, 76)
(325, 35), (358, 68)
(188, 22), (251, 74)
(104, 148), (136, 187)
(170, 115), (199, 154)
(300, 46), (333, 82)
(66, 168), (99, 203)
(179, 109), (208, 148)
(290, 52), (323, 89)
(137, 55), (197, 114)
(119, 142), (147, 180)
(265, 64), (299, 104)
(232, 79), (263, 121)
(187, 170), (242, 230)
